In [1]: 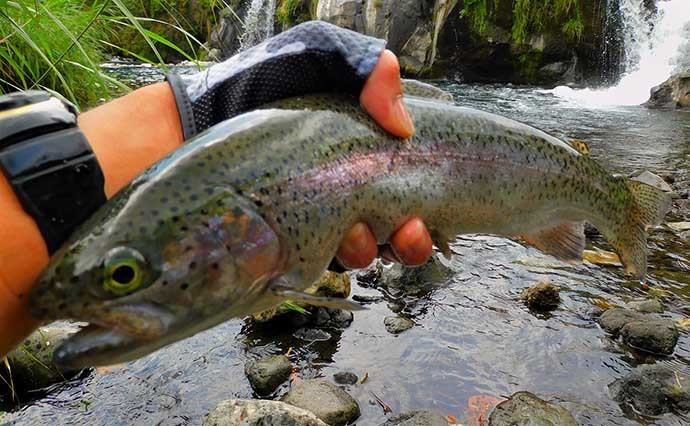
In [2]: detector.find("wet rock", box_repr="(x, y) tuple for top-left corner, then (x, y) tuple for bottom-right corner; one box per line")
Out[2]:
(1, 324), (79, 392)
(281, 379), (360, 426)
(202, 399), (327, 426)
(384, 316), (415, 334)
(312, 308), (354, 329)
(627, 298), (663, 313)
(620, 319), (679, 355)
(333, 371), (358, 385)
(488, 391), (578, 426)
(667, 221), (690, 232)
(244, 354), (292, 396)
(380, 410), (448, 426)
(253, 271), (350, 323)
(598, 308), (645, 334)
(378, 254), (455, 293)
(631, 170), (677, 196)
(609, 364), (690, 415)
(644, 71), (690, 110)
(519, 281), (560, 312)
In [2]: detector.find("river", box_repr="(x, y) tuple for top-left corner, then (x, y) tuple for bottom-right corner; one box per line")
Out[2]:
(1, 65), (688, 425)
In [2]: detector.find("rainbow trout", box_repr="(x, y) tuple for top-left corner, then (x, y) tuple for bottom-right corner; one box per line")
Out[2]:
(30, 84), (670, 368)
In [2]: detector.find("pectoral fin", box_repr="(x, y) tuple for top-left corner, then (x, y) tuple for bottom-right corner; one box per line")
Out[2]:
(430, 230), (454, 260)
(520, 221), (585, 262)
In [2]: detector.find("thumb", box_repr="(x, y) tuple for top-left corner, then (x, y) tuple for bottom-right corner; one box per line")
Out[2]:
(359, 50), (415, 139)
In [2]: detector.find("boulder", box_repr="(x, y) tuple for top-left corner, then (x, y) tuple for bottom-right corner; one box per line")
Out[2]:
(627, 298), (663, 313)
(488, 391), (578, 426)
(281, 379), (360, 426)
(609, 364), (690, 416)
(202, 399), (327, 426)
(333, 371), (359, 385)
(620, 319), (679, 355)
(379, 410), (449, 426)
(644, 72), (690, 110)
(244, 354), (292, 395)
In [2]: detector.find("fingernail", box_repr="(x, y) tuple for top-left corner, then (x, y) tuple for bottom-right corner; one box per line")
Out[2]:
(393, 95), (414, 137)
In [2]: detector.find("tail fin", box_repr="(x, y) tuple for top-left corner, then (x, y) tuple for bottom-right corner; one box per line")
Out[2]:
(612, 179), (672, 278)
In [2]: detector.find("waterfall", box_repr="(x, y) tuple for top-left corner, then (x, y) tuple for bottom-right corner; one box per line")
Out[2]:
(239, 0), (277, 51)
(553, 0), (690, 106)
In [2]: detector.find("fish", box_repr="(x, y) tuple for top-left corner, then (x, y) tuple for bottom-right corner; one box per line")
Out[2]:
(29, 83), (671, 369)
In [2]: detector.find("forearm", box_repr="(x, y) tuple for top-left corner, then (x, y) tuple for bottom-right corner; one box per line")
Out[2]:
(0, 82), (183, 356)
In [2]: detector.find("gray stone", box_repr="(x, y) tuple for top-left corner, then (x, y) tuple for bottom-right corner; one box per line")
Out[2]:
(627, 298), (663, 313)
(609, 364), (690, 416)
(644, 71), (690, 110)
(281, 379), (360, 426)
(202, 399), (327, 426)
(244, 354), (292, 396)
(519, 281), (561, 312)
(384, 316), (415, 334)
(380, 410), (449, 426)
(620, 319), (679, 355)
(631, 171), (677, 196)
(598, 308), (645, 334)
(294, 328), (332, 342)
(333, 371), (358, 385)
(488, 391), (578, 426)
(2, 323), (79, 392)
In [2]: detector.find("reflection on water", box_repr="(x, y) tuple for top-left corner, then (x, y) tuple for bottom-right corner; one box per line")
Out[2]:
(3, 78), (689, 425)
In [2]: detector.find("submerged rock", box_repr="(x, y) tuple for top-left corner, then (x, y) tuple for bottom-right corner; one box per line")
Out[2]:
(281, 379), (360, 426)
(519, 281), (561, 312)
(379, 410), (449, 426)
(1, 324), (79, 393)
(202, 399), (327, 426)
(488, 391), (578, 426)
(620, 319), (679, 355)
(384, 316), (415, 334)
(627, 298), (664, 313)
(609, 364), (690, 416)
(244, 354), (292, 396)
(333, 371), (359, 385)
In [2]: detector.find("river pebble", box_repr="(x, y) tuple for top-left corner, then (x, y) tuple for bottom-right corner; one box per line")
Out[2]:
(384, 316), (415, 334)
(379, 410), (448, 426)
(488, 391), (578, 426)
(202, 399), (327, 426)
(598, 308), (645, 334)
(281, 379), (360, 426)
(244, 354), (292, 396)
(609, 364), (690, 415)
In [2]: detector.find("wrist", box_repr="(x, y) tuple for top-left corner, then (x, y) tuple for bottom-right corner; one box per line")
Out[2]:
(79, 82), (184, 197)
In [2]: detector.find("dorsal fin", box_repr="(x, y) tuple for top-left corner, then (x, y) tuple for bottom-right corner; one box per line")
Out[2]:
(520, 221), (585, 262)
(401, 79), (454, 103)
(569, 139), (590, 155)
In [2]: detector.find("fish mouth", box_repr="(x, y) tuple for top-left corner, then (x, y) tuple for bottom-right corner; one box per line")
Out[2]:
(55, 303), (176, 370)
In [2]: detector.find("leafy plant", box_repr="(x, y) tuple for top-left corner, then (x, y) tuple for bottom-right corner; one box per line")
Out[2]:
(275, 0), (315, 28)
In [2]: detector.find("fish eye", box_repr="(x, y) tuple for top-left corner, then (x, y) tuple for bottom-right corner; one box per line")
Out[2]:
(103, 247), (146, 295)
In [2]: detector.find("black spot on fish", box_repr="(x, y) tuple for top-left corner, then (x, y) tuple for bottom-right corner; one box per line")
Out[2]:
(180, 283), (189, 290)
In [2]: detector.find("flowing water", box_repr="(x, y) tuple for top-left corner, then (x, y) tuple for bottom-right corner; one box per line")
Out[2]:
(554, 0), (690, 106)
(239, 0), (277, 51)
(2, 66), (689, 425)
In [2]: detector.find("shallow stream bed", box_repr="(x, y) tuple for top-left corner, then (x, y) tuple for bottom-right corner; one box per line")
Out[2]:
(2, 75), (689, 425)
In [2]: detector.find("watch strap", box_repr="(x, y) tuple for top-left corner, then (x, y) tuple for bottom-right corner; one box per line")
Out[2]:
(0, 91), (106, 253)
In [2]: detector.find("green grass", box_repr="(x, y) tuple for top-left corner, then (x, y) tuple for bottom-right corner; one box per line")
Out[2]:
(275, 0), (315, 28)
(459, 0), (585, 44)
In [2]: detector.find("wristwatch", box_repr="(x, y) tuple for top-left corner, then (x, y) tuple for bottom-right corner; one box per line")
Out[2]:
(0, 91), (106, 253)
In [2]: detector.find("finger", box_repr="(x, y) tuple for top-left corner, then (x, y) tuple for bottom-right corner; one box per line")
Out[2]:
(360, 50), (415, 139)
(336, 222), (378, 269)
(389, 217), (433, 266)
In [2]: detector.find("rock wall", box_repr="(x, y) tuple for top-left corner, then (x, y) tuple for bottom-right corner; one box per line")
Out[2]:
(644, 71), (690, 110)
(315, 0), (458, 75)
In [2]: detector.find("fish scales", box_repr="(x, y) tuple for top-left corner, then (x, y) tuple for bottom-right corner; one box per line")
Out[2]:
(29, 92), (671, 368)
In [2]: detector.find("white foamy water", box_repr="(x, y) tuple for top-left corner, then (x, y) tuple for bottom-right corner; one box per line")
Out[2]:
(239, 0), (277, 51)
(552, 0), (690, 106)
